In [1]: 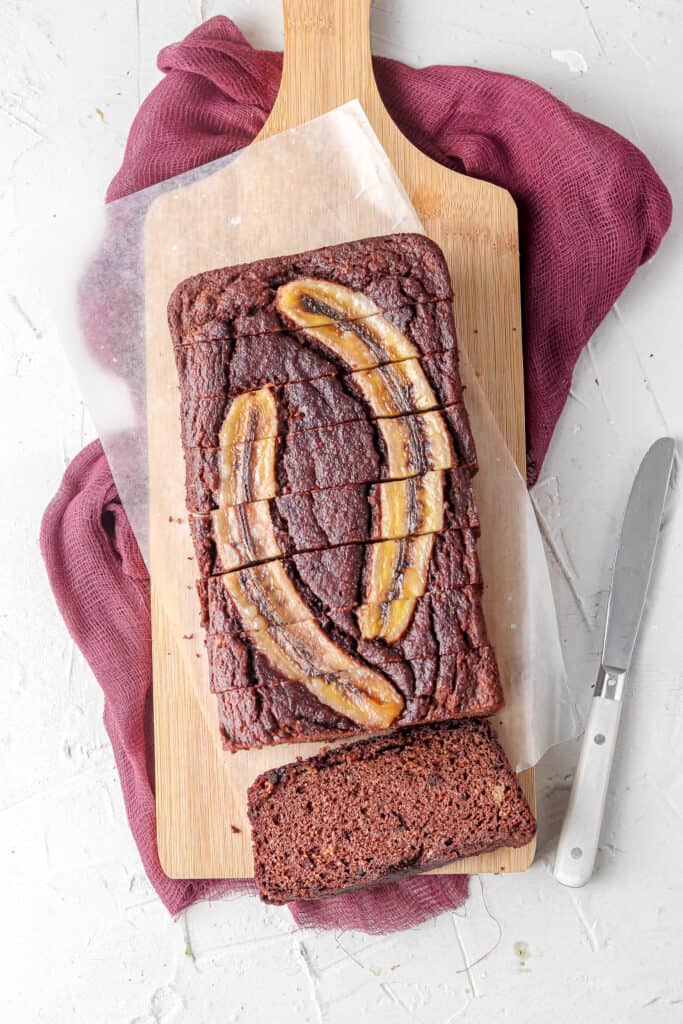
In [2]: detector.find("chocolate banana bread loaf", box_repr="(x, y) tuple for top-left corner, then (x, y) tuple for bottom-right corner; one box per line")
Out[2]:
(189, 467), (478, 576)
(206, 581), (489, 675)
(169, 233), (503, 751)
(179, 349), (464, 448)
(218, 647), (503, 750)
(248, 719), (536, 903)
(168, 234), (453, 344)
(199, 528), (481, 628)
(183, 403), (477, 513)
(207, 626), (493, 700)
(209, 629), (497, 693)
(174, 300), (458, 397)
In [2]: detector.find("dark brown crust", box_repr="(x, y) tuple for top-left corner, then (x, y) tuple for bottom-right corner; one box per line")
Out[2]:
(217, 646), (503, 750)
(209, 638), (499, 700)
(168, 234), (453, 344)
(247, 719), (536, 904)
(183, 403), (477, 513)
(206, 585), (489, 676)
(178, 349), (464, 448)
(189, 467), (478, 577)
(173, 301), (458, 397)
(168, 234), (511, 758)
(198, 528), (482, 631)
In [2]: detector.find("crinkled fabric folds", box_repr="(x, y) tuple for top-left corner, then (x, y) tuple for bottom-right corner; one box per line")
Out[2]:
(41, 16), (670, 929)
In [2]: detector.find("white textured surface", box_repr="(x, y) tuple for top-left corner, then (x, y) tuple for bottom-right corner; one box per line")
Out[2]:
(1, 1), (682, 1020)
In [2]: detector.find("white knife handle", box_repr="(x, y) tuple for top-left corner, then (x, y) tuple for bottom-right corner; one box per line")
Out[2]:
(554, 694), (623, 887)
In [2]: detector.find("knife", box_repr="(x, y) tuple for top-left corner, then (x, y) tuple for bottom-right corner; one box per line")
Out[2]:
(554, 437), (675, 887)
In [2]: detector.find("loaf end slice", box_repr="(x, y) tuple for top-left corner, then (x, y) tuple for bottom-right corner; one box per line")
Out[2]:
(247, 719), (536, 904)
(168, 233), (454, 344)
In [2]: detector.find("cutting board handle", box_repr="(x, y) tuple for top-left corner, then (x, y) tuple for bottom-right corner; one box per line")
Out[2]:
(259, 0), (387, 138)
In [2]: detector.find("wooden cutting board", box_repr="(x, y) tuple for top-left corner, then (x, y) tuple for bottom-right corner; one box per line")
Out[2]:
(147, 0), (534, 879)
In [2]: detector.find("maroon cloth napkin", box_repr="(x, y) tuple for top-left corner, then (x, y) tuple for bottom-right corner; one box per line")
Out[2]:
(41, 16), (670, 930)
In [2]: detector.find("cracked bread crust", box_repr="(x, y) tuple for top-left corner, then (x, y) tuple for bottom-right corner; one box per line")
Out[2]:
(173, 300), (459, 397)
(168, 234), (453, 344)
(218, 656), (503, 751)
(189, 467), (478, 577)
(183, 403), (477, 514)
(198, 528), (482, 632)
(178, 348), (464, 448)
(206, 584), (489, 678)
(209, 637), (499, 700)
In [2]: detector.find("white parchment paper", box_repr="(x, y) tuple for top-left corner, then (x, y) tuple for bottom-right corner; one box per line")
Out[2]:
(46, 101), (579, 770)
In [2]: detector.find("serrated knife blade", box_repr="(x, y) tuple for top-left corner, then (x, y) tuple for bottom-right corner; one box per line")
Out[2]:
(554, 437), (675, 887)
